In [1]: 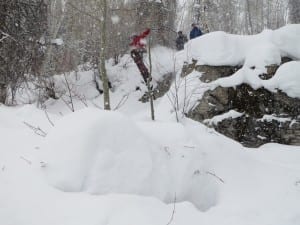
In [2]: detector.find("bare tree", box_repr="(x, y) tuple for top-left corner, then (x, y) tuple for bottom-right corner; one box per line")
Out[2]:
(0, 0), (47, 104)
(289, 0), (300, 23)
(97, 0), (111, 110)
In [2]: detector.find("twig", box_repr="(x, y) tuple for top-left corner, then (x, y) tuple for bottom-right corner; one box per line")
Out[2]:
(74, 93), (88, 107)
(163, 146), (171, 156)
(63, 73), (75, 112)
(20, 156), (32, 165)
(90, 100), (103, 109)
(113, 94), (129, 110)
(206, 171), (225, 184)
(184, 145), (196, 149)
(0, 30), (17, 42)
(23, 121), (47, 137)
(44, 109), (55, 127)
(61, 96), (74, 112)
(166, 193), (176, 225)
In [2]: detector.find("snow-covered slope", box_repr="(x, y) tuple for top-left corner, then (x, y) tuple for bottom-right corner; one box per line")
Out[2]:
(1, 105), (300, 225)
(1, 25), (300, 225)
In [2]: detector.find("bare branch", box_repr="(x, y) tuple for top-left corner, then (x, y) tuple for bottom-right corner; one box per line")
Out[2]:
(20, 156), (32, 165)
(113, 94), (129, 110)
(206, 171), (225, 184)
(23, 121), (47, 137)
(44, 109), (55, 127)
(166, 193), (176, 225)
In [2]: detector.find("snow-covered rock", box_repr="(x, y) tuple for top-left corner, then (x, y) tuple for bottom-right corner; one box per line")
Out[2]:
(184, 24), (300, 68)
(173, 25), (300, 147)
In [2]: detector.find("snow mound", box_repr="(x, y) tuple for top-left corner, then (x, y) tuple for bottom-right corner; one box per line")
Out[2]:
(211, 61), (300, 99)
(266, 61), (300, 98)
(272, 24), (300, 59)
(40, 108), (219, 211)
(41, 108), (154, 193)
(244, 43), (281, 69)
(184, 24), (300, 68)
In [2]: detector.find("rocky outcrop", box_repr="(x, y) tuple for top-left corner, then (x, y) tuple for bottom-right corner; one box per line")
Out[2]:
(181, 60), (240, 82)
(185, 58), (300, 147)
(140, 73), (174, 103)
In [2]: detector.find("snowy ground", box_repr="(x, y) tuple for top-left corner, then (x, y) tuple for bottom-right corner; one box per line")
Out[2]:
(1, 26), (300, 225)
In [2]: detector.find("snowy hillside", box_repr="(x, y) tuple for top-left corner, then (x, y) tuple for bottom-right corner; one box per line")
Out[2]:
(1, 25), (300, 225)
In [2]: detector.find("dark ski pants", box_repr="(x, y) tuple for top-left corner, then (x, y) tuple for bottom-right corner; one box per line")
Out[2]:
(130, 49), (150, 83)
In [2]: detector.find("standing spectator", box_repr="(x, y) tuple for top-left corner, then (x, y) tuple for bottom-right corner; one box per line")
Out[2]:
(190, 23), (202, 40)
(175, 31), (188, 50)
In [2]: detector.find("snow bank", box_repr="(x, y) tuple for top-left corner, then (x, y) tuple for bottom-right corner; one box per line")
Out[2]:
(273, 24), (300, 59)
(265, 61), (300, 98)
(41, 108), (154, 193)
(212, 67), (264, 89)
(181, 25), (300, 99)
(212, 61), (300, 99)
(40, 108), (219, 210)
(204, 110), (244, 125)
(184, 24), (300, 68)
(2, 104), (300, 225)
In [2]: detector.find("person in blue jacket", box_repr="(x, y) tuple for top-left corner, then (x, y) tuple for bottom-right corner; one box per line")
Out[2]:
(190, 23), (202, 40)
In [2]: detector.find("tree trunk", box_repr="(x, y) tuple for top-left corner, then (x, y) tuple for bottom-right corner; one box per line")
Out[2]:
(245, 0), (253, 34)
(0, 83), (6, 104)
(147, 36), (155, 121)
(98, 0), (110, 110)
(289, 0), (300, 23)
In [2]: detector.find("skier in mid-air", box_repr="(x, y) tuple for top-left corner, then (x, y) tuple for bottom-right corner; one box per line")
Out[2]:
(129, 28), (151, 84)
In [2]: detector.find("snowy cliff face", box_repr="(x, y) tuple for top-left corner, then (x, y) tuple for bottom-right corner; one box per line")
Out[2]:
(178, 25), (300, 147)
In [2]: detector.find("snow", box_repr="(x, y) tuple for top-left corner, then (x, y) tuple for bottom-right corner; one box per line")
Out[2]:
(111, 15), (120, 24)
(1, 25), (300, 225)
(41, 109), (155, 194)
(184, 24), (300, 68)
(40, 108), (219, 210)
(211, 61), (300, 99)
(259, 114), (292, 123)
(51, 38), (64, 46)
(1, 103), (300, 225)
(181, 25), (300, 99)
(265, 61), (300, 98)
(204, 110), (244, 125)
(272, 24), (300, 59)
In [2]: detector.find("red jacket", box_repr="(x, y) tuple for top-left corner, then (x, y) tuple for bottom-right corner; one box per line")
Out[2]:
(130, 29), (150, 49)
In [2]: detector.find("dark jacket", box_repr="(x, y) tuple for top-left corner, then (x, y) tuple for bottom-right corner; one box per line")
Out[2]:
(176, 34), (188, 50)
(190, 26), (202, 40)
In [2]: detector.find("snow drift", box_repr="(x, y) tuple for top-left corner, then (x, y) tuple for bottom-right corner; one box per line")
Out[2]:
(184, 24), (300, 67)
(1, 25), (300, 225)
(40, 108), (219, 211)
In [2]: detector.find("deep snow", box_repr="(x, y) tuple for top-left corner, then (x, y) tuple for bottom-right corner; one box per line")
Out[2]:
(1, 105), (300, 225)
(1, 25), (300, 225)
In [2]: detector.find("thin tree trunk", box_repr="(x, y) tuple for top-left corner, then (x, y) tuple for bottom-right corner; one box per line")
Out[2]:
(98, 0), (110, 110)
(245, 0), (253, 34)
(147, 36), (155, 121)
